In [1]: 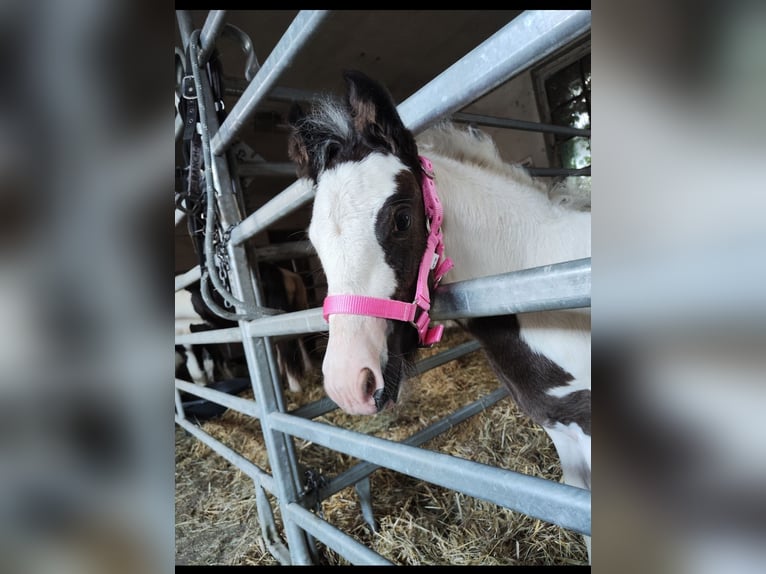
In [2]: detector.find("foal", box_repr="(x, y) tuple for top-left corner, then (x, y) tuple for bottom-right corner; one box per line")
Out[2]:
(288, 70), (591, 553)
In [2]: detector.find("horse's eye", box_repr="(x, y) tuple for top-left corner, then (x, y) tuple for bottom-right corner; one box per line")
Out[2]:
(394, 208), (411, 232)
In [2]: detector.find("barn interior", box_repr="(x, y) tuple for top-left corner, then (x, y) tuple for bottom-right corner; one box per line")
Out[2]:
(175, 10), (591, 291)
(174, 10), (591, 566)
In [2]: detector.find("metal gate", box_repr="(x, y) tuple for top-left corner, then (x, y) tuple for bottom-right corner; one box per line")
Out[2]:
(175, 10), (591, 565)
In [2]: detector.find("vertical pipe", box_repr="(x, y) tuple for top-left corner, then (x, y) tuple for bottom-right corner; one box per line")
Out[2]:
(187, 28), (314, 564)
(175, 10), (194, 51)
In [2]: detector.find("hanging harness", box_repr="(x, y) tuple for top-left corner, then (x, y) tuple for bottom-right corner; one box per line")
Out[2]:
(175, 43), (226, 270)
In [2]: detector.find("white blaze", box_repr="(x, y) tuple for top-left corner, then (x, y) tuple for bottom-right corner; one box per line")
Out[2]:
(309, 153), (406, 414)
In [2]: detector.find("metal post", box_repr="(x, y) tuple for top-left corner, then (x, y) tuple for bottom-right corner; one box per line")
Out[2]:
(431, 257), (591, 319)
(452, 111), (591, 137)
(211, 11), (330, 156)
(269, 412), (591, 536)
(399, 10), (592, 134)
(177, 259), (591, 346)
(174, 265), (201, 292)
(230, 179), (315, 247)
(186, 27), (315, 564)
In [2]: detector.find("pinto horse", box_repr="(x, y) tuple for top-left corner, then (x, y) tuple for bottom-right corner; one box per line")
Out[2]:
(288, 70), (591, 552)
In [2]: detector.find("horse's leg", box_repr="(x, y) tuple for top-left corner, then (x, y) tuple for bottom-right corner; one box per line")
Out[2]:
(183, 344), (208, 386)
(297, 337), (315, 376)
(202, 348), (215, 383)
(543, 422), (591, 562)
(275, 341), (303, 393)
(462, 314), (591, 561)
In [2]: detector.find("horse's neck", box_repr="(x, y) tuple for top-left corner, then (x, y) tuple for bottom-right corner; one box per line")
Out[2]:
(431, 155), (591, 284)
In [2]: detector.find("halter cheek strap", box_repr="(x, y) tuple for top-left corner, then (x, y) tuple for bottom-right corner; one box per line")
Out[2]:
(322, 156), (454, 346)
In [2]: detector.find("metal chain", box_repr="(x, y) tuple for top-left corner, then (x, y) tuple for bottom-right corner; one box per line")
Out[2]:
(211, 210), (237, 310)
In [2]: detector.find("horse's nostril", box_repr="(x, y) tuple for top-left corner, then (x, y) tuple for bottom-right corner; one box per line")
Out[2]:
(362, 368), (376, 399)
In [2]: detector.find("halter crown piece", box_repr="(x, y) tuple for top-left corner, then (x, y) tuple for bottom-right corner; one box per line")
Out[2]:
(322, 156), (454, 346)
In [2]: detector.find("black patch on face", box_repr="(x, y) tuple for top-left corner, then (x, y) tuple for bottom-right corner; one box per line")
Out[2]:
(464, 314), (591, 435)
(369, 169), (428, 409)
(374, 321), (420, 411)
(374, 170), (428, 303)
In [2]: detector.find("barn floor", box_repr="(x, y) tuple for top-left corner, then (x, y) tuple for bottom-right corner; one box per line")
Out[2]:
(175, 327), (588, 565)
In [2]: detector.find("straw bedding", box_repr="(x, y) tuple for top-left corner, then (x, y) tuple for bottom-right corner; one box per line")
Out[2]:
(175, 326), (588, 565)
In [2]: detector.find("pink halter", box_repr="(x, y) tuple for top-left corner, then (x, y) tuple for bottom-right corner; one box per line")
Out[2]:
(322, 156), (454, 346)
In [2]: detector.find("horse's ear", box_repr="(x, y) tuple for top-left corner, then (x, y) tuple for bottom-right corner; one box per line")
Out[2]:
(287, 103), (311, 178)
(343, 69), (416, 156)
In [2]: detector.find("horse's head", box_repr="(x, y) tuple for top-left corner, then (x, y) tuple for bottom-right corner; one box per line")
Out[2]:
(288, 70), (430, 415)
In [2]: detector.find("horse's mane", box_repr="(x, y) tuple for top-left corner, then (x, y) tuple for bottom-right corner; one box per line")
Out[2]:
(417, 122), (591, 212)
(417, 122), (546, 190)
(297, 97), (590, 211)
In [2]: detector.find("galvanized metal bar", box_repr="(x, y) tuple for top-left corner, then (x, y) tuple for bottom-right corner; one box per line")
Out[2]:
(181, 258), (590, 346)
(251, 240), (316, 262)
(452, 111), (591, 137)
(175, 415), (276, 494)
(176, 325), (321, 346)
(354, 477), (377, 533)
(315, 387), (510, 503)
(254, 480), (291, 565)
(189, 29), (265, 316)
(527, 166), (591, 177)
(269, 412), (591, 535)
(399, 10), (592, 134)
(230, 179), (315, 247)
(222, 77), (322, 103)
(413, 339), (482, 375)
(284, 503), (393, 565)
(238, 338), (315, 566)
(237, 161), (298, 178)
(175, 326), (242, 346)
(211, 11), (330, 155)
(199, 10), (228, 65)
(174, 265), (202, 292)
(177, 309), (322, 345)
(174, 387), (186, 420)
(188, 28), (314, 564)
(243, 308), (326, 339)
(175, 378), (261, 419)
(431, 258), (591, 320)
(220, 24), (261, 82)
(176, 10), (194, 51)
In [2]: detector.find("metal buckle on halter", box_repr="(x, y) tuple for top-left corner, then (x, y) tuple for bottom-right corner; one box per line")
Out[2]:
(181, 76), (197, 100)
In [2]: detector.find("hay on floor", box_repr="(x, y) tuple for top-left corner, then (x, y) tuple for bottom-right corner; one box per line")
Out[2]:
(175, 326), (588, 565)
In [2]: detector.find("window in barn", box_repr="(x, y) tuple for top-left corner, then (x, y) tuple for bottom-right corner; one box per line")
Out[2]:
(533, 36), (591, 171)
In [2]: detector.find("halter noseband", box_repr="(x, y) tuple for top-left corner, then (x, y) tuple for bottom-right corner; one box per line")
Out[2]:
(322, 156), (454, 346)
